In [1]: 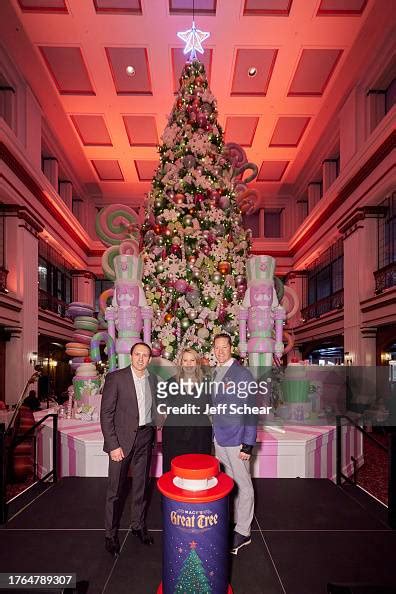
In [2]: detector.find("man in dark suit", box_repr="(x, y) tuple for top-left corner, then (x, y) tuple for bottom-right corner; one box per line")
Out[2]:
(100, 342), (157, 555)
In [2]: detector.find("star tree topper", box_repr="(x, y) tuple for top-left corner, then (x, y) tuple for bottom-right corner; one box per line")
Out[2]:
(177, 21), (210, 61)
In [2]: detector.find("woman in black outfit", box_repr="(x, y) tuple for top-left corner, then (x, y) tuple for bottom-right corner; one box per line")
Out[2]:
(161, 348), (212, 473)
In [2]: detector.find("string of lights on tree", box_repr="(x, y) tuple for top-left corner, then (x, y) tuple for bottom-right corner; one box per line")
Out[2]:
(140, 55), (251, 363)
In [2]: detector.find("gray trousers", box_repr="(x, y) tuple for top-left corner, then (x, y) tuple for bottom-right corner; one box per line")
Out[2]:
(214, 439), (254, 537)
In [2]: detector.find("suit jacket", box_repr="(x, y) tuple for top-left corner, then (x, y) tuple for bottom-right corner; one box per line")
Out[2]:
(211, 360), (257, 447)
(100, 366), (158, 455)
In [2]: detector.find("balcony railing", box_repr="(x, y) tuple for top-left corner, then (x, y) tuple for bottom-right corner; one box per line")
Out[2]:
(301, 289), (344, 321)
(38, 289), (67, 317)
(374, 262), (396, 294)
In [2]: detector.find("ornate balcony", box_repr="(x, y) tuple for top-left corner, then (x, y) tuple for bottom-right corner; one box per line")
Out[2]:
(374, 262), (396, 293)
(38, 289), (67, 317)
(301, 289), (344, 321)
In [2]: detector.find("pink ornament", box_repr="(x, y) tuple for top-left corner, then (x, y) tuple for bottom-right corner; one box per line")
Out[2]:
(174, 279), (189, 293)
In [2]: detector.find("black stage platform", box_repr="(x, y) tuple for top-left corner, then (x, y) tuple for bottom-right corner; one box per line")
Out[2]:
(0, 477), (395, 594)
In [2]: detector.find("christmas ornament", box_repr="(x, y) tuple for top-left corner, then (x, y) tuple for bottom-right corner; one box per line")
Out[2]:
(174, 193), (185, 205)
(183, 155), (196, 169)
(218, 196), (230, 209)
(218, 261), (231, 275)
(164, 313), (173, 323)
(156, 263), (165, 273)
(212, 272), (222, 284)
(197, 327), (209, 339)
(174, 279), (189, 293)
(181, 317), (190, 330)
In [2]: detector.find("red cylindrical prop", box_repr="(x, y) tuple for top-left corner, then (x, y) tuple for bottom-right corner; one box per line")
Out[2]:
(157, 454), (234, 594)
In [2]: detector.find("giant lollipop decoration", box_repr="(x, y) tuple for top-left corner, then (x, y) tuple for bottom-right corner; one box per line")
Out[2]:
(224, 142), (260, 215)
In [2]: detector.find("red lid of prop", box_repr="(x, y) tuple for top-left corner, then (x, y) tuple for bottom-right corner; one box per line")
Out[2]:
(171, 454), (219, 480)
(158, 454), (233, 503)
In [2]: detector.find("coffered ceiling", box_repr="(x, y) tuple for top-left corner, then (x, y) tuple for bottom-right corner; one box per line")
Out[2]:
(0, 0), (386, 206)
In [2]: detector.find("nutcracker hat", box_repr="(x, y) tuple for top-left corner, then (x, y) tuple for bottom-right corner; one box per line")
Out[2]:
(113, 254), (143, 283)
(246, 255), (276, 284)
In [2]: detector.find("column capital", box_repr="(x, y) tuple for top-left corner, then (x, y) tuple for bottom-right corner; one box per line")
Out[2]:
(0, 204), (43, 236)
(284, 269), (308, 283)
(338, 206), (387, 237)
(70, 269), (96, 281)
(361, 326), (377, 339)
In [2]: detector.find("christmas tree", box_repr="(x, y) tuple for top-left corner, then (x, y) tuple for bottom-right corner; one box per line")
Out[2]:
(175, 541), (212, 594)
(141, 59), (251, 362)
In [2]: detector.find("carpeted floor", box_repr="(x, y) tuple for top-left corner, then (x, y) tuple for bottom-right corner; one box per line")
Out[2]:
(357, 431), (389, 504)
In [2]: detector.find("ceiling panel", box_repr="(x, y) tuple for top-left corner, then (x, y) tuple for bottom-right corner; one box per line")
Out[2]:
(105, 47), (152, 95)
(70, 115), (112, 146)
(123, 115), (158, 146)
(172, 47), (213, 92)
(270, 116), (310, 146)
(134, 160), (159, 181)
(91, 160), (124, 181)
(288, 49), (343, 96)
(17, 0), (67, 12)
(93, 0), (142, 14)
(169, 0), (217, 15)
(39, 46), (95, 95)
(317, 0), (367, 15)
(224, 116), (259, 146)
(231, 48), (278, 96)
(258, 161), (289, 181)
(243, 0), (292, 16)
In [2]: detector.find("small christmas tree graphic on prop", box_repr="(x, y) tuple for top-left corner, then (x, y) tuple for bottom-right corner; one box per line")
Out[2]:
(141, 57), (251, 362)
(175, 540), (212, 594)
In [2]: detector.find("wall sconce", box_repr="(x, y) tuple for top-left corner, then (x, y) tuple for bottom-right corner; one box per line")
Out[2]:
(344, 352), (353, 366)
(0, 267), (9, 293)
(381, 352), (391, 363)
(30, 351), (38, 366)
(49, 359), (58, 368)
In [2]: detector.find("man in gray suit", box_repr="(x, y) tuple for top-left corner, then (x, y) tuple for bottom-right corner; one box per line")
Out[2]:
(101, 342), (157, 555)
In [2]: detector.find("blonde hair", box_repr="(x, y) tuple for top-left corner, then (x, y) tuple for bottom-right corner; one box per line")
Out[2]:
(176, 348), (203, 383)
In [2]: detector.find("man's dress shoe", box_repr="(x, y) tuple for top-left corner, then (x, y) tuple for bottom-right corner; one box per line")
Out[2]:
(131, 527), (154, 545)
(105, 535), (120, 556)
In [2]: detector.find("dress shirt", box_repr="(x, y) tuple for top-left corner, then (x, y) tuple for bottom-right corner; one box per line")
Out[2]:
(215, 357), (235, 380)
(131, 367), (152, 426)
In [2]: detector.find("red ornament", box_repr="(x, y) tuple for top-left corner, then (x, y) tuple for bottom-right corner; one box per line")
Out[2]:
(194, 193), (204, 204)
(218, 261), (231, 275)
(174, 193), (185, 204)
(154, 224), (161, 234)
(84, 357), (91, 363)
(171, 245), (181, 255)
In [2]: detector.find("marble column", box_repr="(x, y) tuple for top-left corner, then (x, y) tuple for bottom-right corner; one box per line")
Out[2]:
(322, 160), (338, 195)
(366, 90), (386, 135)
(59, 181), (73, 210)
(307, 183), (322, 212)
(3, 208), (42, 404)
(43, 157), (59, 190)
(71, 270), (96, 308)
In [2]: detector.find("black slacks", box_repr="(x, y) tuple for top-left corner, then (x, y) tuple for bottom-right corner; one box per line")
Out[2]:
(162, 425), (213, 474)
(105, 425), (155, 537)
